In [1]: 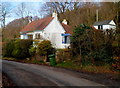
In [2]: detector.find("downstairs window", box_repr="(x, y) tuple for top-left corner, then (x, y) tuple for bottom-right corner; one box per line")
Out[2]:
(61, 34), (70, 44)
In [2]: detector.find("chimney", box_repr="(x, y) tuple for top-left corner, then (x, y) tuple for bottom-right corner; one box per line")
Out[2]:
(52, 12), (58, 18)
(62, 19), (67, 25)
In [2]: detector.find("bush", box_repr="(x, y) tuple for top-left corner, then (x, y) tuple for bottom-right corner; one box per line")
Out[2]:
(56, 49), (72, 63)
(12, 39), (33, 59)
(112, 57), (120, 70)
(3, 40), (15, 57)
(29, 46), (36, 56)
(12, 39), (21, 58)
(3, 39), (33, 59)
(36, 40), (54, 56)
(36, 40), (55, 62)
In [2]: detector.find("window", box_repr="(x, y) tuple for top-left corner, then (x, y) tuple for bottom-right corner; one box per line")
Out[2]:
(62, 34), (70, 44)
(101, 25), (103, 29)
(38, 34), (40, 39)
(28, 35), (33, 39)
(98, 25), (103, 29)
(35, 33), (41, 39)
(98, 25), (100, 29)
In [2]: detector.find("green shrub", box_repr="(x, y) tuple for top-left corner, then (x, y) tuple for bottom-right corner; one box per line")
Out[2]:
(36, 40), (55, 62)
(12, 39), (33, 59)
(3, 40), (15, 57)
(12, 39), (21, 58)
(36, 40), (54, 56)
(29, 46), (36, 56)
(56, 49), (72, 63)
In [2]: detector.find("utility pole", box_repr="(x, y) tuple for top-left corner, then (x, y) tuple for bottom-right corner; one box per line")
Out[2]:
(96, 9), (99, 22)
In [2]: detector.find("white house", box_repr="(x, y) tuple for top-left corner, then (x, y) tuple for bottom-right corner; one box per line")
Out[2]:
(93, 20), (116, 30)
(20, 12), (73, 49)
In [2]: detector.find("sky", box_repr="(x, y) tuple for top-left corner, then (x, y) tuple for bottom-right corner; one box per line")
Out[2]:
(1, 0), (119, 26)
(2, 2), (44, 25)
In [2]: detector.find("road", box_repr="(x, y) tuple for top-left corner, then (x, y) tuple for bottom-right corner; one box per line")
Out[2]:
(2, 60), (105, 87)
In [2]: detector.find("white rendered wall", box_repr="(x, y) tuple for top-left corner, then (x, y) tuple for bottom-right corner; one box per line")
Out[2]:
(94, 25), (116, 30)
(20, 17), (70, 48)
(94, 26), (98, 29)
(103, 25), (116, 30)
(43, 18), (69, 48)
(20, 35), (24, 39)
(109, 25), (116, 29)
(103, 25), (109, 30)
(33, 30), (43, 40)
(109, 20), (116, 25)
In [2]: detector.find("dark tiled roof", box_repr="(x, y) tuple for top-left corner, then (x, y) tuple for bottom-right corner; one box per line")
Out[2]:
(20, 17), (54, 33)
(93, 20), (112, 26)
(61, 23), (73, 34)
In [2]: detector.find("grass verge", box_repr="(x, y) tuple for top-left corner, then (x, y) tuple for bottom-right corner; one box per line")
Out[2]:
(2, 57), (120, 76)
(56, 61), (120, 75)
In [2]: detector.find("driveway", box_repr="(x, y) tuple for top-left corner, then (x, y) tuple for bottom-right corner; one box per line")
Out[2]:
(2, 60), (105, 87)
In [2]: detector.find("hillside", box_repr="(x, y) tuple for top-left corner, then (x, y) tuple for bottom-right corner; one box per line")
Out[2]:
(58, 2), (120, 29)
(2, 2), (120, 41)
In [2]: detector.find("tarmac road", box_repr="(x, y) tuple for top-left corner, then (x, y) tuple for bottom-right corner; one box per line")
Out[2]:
(2, 60), (105, 87)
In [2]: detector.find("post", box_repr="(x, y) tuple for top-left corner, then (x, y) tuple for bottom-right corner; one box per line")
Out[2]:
(96, 9), (99, 22)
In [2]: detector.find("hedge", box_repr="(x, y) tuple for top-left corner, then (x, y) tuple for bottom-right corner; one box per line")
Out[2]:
(3, 39), (33, 59)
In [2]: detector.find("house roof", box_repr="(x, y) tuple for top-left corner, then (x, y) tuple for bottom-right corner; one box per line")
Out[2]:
(91, 26), (97, 30)
(20, 17), (54, 33)
(20, 17), (72, 34)
(61, 23), (73, 34)
(93, 20), (112, 26)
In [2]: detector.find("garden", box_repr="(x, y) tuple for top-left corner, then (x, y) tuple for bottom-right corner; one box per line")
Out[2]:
(2, 24), (120, 76)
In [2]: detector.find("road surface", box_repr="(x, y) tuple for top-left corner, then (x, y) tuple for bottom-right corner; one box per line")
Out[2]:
(2, 60), (105, 87)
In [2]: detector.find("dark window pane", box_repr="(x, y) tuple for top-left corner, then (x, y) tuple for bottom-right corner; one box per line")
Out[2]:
(28, 35), (33, 39)
(101, 25), (103, 29)
(98, 25), (100, 29)
(64, 36), (67, 43)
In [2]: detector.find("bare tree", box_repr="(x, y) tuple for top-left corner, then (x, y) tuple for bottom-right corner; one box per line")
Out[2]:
(39, 2), (73, 17)
(0, 2), (11, 28)
(15, 2), (31, 18)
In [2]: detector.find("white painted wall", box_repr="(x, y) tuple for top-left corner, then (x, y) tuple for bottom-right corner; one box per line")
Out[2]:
(33, 30), (44, 40)
(109, 20), (116, 25)
(94, 26), (98, 29)
(43, 17), (70, 48)
(20, 16), (70, 48)
(109, 25), (116, 29)
(20, 35), (24, 39)
(94, 25), (116, 30)
(93, 20), (116, 30)
(103, 25), (110, 30)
